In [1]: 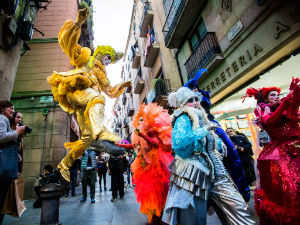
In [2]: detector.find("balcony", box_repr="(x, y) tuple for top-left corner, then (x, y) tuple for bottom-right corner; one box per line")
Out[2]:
(132, 52), (141, 69)
(134, 68), (145, 94)
(131, 42), (141, 69)
(134, 75), (145, 94)
(162, 0), (207, 48)
(125, 86), (132, 93)
(144, 34), (160, 68)
(123, 117), (131, 127)
(122, 94), (127, 105)
(185, 32), (222, 80)
(127, 106), (135, 117)
(139, 4), (154, 38)
(153, 79), (170, 108)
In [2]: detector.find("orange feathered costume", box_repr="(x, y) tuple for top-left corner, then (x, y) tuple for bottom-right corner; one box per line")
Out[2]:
(131, 103), (173, 222)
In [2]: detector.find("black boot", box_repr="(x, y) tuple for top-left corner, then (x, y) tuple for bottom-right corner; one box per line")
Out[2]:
(90, 140), (126, 156)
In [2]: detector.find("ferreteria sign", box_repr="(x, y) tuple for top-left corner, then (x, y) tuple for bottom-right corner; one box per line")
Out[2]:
(200, 4), (300, 99)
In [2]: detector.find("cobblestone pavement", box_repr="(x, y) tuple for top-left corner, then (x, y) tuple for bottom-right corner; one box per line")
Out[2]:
(3, 175), (259, 225)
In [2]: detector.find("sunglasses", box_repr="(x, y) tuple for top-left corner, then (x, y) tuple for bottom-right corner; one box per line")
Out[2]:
(187, 97), (199, 103)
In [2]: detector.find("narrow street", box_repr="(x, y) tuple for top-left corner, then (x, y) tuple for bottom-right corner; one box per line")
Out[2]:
(3, 175), (259, 225)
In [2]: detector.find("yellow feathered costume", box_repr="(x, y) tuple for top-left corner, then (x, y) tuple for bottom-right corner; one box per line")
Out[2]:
(47, 8), (131, 181)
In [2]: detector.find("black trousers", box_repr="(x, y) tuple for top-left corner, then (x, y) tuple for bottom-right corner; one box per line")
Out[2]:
(0, 181), (11, 224)
(33, 186), (42, 208)
(97, 169), (107, 188)
(111, 171), (124, 198)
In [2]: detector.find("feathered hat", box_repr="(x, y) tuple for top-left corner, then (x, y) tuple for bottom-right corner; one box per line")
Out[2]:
(184, 68), (211, 108)
(244, 87), (281, 103)
(168, 87), (202, 108)
(89, 45), (124, 67)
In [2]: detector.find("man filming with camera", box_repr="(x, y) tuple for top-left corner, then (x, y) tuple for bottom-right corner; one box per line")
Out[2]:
(33, 165), (59, 208)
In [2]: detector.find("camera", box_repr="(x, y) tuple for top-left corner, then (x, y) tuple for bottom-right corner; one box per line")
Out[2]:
(19, 122), (32, 134)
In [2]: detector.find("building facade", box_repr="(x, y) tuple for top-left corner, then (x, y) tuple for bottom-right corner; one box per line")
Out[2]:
(162, 0), (300, 144)
(112, 0), (183, 140)
(113, 0), (300, 144)
(0, 0), (41, 100)
(11, 0), (93, 199)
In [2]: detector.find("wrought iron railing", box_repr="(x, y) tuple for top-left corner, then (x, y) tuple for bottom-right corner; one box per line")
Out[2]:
(162, 0), (185, 45)
(184, 32), (221, 79)
(137, 67), (142, 78)
(127, 105), (134, 117)
(154, 79), (169, 101)
(139, 3), (152, 32)
(130, 41), (140, 62)
(122, 94), (127, 105)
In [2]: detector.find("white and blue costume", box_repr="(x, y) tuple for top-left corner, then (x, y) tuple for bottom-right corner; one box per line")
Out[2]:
(163, 87), (254, 225)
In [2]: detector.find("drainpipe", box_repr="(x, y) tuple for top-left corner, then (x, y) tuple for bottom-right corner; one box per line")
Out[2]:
(175, 50), (184, 86)
(39, 107), (49, 174)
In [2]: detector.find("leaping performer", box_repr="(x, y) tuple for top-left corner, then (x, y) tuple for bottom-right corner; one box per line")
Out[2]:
(118, 103), (173, 224)
(47, 8), (131, 182)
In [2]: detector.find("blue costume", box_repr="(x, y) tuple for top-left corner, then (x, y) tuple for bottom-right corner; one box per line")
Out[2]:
(163, 87), (254, 225)
(184, 68), (250, 202)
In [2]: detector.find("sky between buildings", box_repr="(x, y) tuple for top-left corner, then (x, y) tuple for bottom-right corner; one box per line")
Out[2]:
(92, 0), (133, 128)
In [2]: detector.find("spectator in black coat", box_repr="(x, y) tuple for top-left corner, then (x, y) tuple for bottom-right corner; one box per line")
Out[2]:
(97, 152), (108, 192)
(109, 154), (128, 202)
(226, 128), (256, 186)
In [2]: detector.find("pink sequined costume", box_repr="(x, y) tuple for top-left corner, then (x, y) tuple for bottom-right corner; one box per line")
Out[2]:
(246, 78), (300, 225)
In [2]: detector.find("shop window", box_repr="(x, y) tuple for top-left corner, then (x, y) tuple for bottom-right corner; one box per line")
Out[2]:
(163, 0), (172, 18)
(189, 20), (207, 52)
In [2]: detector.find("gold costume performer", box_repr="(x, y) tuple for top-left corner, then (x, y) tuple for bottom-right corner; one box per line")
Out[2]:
(47, 8), (131, 182)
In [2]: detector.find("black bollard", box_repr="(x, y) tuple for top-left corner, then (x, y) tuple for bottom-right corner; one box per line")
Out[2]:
(40, 183), (64, 225)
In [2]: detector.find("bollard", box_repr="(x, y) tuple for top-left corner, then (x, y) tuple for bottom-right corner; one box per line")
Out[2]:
(39, 183), (64, 225)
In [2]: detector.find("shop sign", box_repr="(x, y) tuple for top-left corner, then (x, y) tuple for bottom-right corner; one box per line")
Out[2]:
(40, 96), (53, 103)
(200, 7), (298, 97)
(227, 20), (243, 41)
(71, 115), (80, 138)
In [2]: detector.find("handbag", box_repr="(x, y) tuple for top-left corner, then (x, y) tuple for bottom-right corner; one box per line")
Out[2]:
(0, 142), (19, 180)
(1, 178), (26, 218)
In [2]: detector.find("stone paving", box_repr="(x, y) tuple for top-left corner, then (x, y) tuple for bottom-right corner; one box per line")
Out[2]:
(3, 175), (259, 225)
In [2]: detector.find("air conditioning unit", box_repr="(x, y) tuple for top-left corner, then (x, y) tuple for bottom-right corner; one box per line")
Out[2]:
(1, 0), (20, 15)
(20, 21), (34, 40)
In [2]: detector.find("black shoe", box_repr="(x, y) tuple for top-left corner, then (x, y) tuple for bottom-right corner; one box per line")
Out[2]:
(120, 196), (124, 200)
(111, 197), (117, 202)
(90, 140), (126, 156)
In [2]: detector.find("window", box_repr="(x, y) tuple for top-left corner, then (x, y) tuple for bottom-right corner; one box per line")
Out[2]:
(189, 19), (207, 51)
(163, 0), (172, 17)
(190, 33), (199, 51)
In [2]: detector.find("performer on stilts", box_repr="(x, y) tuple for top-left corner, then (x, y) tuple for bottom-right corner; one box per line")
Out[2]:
(47, 8), (131, 182)
(184, 68), (251, 203)
(245, 77), (300, 225)
(118, 103), (173, 224)
(163, 87), (254, 225)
